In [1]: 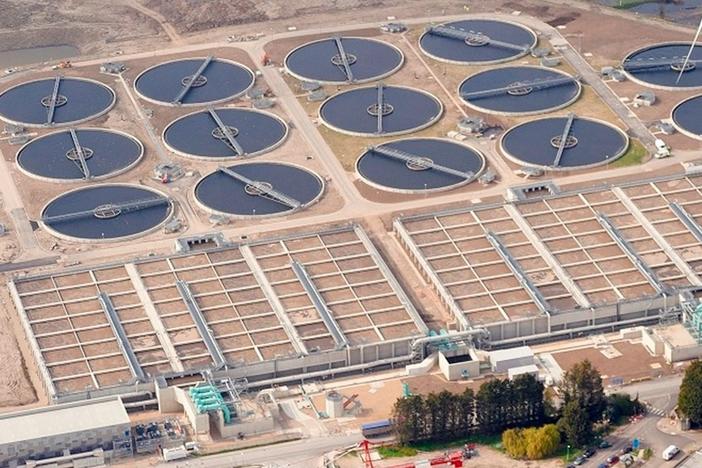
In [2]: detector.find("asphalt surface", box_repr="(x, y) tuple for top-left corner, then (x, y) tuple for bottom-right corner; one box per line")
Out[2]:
(160, 433), (362, 467)
(585, 376), (693, 468)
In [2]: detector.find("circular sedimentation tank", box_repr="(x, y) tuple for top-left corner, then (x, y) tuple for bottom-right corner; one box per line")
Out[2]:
(672, 94), (702, 139)
(319, 84), (443, 137)
(284, 36), (404, 84)
(458, 66), (581, 115)
(194, 162), (324, 217)
(419, 19), (537, 65)
(17, 128), (143, 182)
(163, 107), (288, 160)
(622, 42), (702, 89)
(135, 56), (255, 106)
(41, 184), (173, 242)
(356, 138), (485, 193)
(0, 77), (115, 128)
(500, 115), (629, 170)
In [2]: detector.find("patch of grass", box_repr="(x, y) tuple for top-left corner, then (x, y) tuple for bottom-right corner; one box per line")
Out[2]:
(377, 446), (419, 458)
(612, 0), (655, 10)
(554, 444), (583, 463)
(610, 139), (648, 168)
(411, 433), (502, 453)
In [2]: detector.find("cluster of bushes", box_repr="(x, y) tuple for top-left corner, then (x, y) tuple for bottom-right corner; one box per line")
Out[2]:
(502, 424), (560, 460)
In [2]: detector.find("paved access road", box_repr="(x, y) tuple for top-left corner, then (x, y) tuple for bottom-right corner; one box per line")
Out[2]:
(589, 376), (693, 468)
(161, 433), (362, 468)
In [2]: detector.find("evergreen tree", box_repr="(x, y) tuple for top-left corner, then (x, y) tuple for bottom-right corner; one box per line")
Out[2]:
(678, 360), (702, 425)
(559, 360), (606, 424)
(559, 400), (592, 447)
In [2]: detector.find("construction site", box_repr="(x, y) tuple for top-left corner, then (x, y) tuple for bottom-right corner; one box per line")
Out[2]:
(1, 0), (702, 466)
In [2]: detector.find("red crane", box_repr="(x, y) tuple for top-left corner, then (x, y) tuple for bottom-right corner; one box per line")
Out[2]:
(358, 439), (375, 468)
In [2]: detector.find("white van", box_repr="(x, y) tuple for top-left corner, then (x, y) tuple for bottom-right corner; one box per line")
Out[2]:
(654, 139), (671, 159)
(662, 444), (680, 461)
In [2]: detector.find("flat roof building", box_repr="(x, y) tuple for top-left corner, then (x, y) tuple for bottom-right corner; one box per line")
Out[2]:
(0, 397), (131, 466)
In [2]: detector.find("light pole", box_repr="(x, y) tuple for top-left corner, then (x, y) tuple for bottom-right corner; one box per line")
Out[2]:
(566, 444), (571, 462)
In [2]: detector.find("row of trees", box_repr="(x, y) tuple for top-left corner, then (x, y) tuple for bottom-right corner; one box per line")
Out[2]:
(393, 359), (644, 453)
(392, 374), (545, 444)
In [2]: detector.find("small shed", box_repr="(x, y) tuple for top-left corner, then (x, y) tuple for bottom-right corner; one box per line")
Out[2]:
(489, 346), (534, 373)
(439, 349), (480, 381)
(508, 364), (539, 381)
(633, 90), (656, 107)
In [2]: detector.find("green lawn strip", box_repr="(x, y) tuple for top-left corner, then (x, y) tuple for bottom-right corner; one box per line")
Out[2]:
(612, 0), (655, 10)
(378, 434), (502, 459)
(610, 139), (647, 168)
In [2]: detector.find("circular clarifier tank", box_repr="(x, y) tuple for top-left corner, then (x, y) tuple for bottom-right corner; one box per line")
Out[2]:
(500, 115), (629, 171)
(672, 94), (702, 139)
(17, 128), (143, 182)
(319, 84), (443, 137)
(195, 162), (324, 217)
(356, 138), (485, 193)
(284, 36), (404, 84)
(0, 77), (115, 128)
(134, 57), (255, 106)
(163, 107), (288, 160)
(459, 66), (581, 115)
(41, 184), (173, 242)
(419, 19), (537, 65)
(622, 42), (702, 89)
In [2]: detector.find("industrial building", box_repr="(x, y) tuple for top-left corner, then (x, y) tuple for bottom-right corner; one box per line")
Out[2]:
(0, 397), (131, 467)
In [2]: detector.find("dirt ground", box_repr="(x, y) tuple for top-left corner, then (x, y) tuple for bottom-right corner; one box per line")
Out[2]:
(551, 340), (676, 385)
(336, 444), (564, 468)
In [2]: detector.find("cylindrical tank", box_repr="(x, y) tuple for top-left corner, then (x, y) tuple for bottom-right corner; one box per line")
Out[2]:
(326, 391), (345, 418)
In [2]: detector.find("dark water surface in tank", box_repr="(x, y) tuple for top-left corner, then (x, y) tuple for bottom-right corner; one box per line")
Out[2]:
(135, 58), (254, 105)
(357, 138), (484, 191)
(0, 77), (114, 126)
(459, 66), (580, 114)
(502, 117), (628, 168)
(164, 108), (287, 158)
(285, 37), (403, 83)
(420, 19), (536, 64)
(195, 163), (323, 216)
(319, 86), (442, 136)
(42, 185), (171, 240)
(18, 129), (142, 180)
(623, 44), (702, 88)
(673, 94), (702, 136)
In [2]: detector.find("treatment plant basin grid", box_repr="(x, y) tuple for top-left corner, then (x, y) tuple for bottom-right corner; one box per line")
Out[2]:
(395, 205), (577, 327)
(10, 265), (172, 395)
(9, 225), (426, 401)
(247, 228), (422, 347)
(395, 175), (702, 333)
(620, 176), (702, 275)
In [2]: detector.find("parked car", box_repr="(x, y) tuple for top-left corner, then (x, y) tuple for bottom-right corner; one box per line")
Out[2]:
(620, 454), (634, 467)
(620, 445), (633, 455)
(599, 440), (612, 449)
(573, 454), (587, 465)
(583, 447), (596, 458)
(606, 455), (619, 466)
(662, 445), (680, 461)
(597, 464), (608, 468)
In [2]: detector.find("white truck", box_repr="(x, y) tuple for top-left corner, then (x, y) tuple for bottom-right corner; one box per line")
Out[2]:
(162, 445), (188, 462)
(654, 139), (671, 159)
